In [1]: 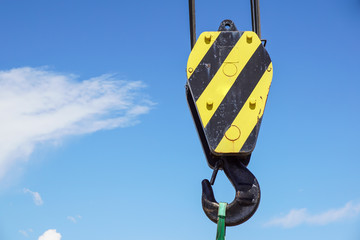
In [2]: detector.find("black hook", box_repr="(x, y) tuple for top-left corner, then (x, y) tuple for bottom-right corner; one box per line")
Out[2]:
(201, 159), (260, 226)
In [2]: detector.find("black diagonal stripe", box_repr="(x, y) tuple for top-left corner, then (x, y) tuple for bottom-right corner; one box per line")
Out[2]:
(188, 31), (242, 101)
(240, 117), (263, 153)
(204, 45), (271, 150)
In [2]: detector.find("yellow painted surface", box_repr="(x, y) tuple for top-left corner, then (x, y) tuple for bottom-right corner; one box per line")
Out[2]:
(225, 125), (241, 141)
(195, 31), (261, 128)
(186, 32), (220, 79)
(215, 62), (273, 153)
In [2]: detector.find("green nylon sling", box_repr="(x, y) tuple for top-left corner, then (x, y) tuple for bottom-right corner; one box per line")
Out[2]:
(216, 202), (227, 240)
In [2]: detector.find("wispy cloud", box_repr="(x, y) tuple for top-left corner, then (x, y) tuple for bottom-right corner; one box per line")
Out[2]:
(19, 228), (33, 237)
(38, 229), (61, 240)
(67, 215), (82, 223)
(19, 230), (28, 237)
(265, 201), (360, 228)
(0, 67), (153, 180)
(23, 188), (43, 206)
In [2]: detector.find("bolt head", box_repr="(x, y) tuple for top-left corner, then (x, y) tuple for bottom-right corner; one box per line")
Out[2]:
(206, 99), (213, 110)
(205, 34), (212, 43)
(249, 98), (256, 109)
(246, 33), (253, 43)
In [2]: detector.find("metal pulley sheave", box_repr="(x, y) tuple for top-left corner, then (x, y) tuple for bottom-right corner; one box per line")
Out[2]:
(186, 0), (273, 227)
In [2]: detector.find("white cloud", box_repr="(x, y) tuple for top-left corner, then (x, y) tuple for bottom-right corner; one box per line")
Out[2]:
(23, 188), (43, 206)
(265, 201), (360, 228)
(38, 229), (61, 240)
(0, 67), (152, 180)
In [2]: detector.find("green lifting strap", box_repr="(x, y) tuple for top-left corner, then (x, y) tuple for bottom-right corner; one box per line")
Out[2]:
(216, 202), (227, 240)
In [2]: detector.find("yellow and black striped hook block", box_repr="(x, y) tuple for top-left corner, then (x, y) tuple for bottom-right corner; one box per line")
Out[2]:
(186, 20), (273, 168)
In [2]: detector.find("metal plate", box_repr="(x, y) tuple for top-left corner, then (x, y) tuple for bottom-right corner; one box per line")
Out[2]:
(187, 30), (273, 157)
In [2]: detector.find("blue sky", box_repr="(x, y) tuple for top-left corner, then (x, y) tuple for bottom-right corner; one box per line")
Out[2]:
(0, 0), (360, 239)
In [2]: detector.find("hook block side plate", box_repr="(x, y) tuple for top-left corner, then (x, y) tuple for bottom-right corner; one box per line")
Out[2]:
(186, 20), (273, 168)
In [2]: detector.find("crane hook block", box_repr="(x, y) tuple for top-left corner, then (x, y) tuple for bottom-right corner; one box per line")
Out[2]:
(186, 20), (273, 169)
